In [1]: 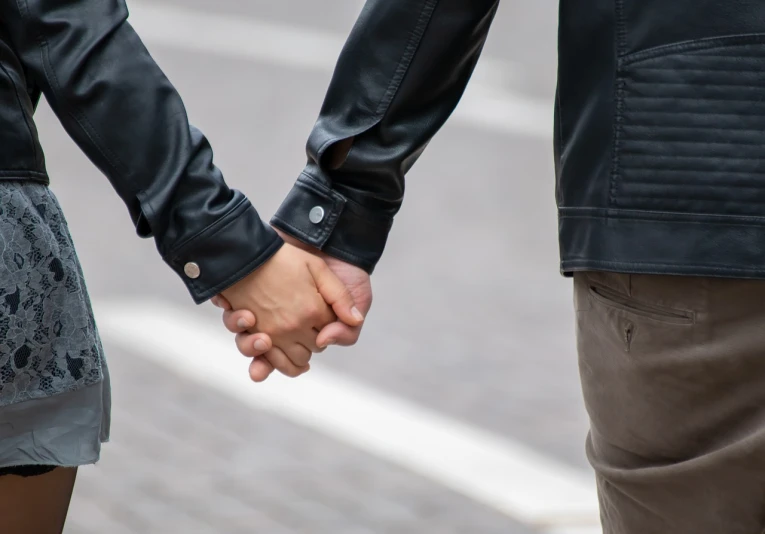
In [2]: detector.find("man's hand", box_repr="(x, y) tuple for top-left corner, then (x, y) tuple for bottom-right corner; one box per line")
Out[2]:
(313, 254), (372, 348)
(214, 231), (373, 382)
(217, 242), (364, 380)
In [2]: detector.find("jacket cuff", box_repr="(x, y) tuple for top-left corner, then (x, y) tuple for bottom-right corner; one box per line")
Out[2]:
(270, 174), (393, 273)
(165, 198), (283, 304)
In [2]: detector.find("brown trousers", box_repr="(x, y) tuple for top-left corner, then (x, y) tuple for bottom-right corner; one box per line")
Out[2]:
(575, 272), (765, 534)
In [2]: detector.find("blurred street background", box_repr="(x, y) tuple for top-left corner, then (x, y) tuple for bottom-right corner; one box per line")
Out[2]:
(40, 1), (600, 533)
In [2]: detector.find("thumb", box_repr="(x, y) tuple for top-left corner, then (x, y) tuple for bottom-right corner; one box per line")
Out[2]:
(316, 321), (360, 348)
(307, 258), (364, 327)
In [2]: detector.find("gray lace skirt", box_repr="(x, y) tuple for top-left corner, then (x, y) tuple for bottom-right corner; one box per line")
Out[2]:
(0, 182), (109, 469)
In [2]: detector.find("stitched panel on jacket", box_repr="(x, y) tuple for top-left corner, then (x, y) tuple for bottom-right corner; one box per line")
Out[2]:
(614, 41), (765, 215)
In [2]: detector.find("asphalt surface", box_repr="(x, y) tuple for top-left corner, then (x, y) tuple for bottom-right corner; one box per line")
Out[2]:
(27, 1), (595, 532)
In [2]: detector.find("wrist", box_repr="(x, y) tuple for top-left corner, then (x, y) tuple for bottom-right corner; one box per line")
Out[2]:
(272, 226), (320, 254)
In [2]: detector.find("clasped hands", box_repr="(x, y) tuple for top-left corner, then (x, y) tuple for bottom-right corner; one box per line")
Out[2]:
(211, 230), (372, 382)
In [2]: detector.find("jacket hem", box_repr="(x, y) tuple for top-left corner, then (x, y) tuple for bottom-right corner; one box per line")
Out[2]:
(561, 260), (765, 279)
(0, 170), (49, 185)
(560, 208), (765, 280)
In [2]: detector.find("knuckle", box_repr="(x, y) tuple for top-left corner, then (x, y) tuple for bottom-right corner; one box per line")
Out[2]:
(304, 303), (324, 320)
(290, 355), (309, 368)
(280, 318), (301, 334)
(289, 349), (312, 368)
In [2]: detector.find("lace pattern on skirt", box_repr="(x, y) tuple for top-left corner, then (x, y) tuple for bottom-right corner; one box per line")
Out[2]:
(0, 183), (103, 406)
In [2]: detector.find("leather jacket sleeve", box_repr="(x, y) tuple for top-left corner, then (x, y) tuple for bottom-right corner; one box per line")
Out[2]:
(0, 0), (282, 303)
(271, 0), (500, 273)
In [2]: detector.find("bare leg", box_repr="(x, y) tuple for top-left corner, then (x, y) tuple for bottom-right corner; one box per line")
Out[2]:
(0, 467), (77, 534)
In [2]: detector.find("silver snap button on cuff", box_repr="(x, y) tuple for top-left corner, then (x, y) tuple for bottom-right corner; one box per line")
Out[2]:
(309, 206), (325, 224)
(184, 262), (201, 279)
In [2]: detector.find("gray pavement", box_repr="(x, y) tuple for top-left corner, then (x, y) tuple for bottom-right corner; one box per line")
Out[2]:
(66, 345), (535, 534)
(39, 0), (593, 531)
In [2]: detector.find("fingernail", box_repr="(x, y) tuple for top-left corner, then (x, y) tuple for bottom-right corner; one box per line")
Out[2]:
(351, 307), (364, 322)
(237, 318), (252, 329)
(321, 339), (336, 348)
(254, 339), (268, 351)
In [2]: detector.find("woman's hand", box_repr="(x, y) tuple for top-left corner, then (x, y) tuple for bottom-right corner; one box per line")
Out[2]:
(218, 242), (364, 380)
(212, 297), (281, 383)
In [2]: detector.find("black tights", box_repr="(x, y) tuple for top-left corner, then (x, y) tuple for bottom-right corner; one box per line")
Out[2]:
(0, 465), (58, 477)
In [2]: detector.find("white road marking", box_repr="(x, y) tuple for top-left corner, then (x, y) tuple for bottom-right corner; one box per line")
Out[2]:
(127, 1), (553, 139)
(545, 526), (603, 534)
(548, 528), (604, 534)
(94, 299), (600, 533)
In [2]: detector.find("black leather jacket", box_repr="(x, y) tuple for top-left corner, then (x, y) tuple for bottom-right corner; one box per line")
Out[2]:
(4, 0), (765, 305)
(272, 0), (765, 280)
(0, 0), (282, 304)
